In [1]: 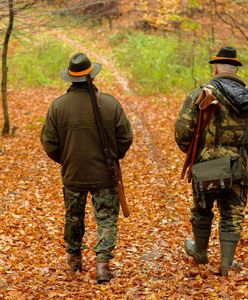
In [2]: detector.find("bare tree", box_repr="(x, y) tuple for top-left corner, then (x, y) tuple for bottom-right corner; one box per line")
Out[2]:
(0, 0), (36, 136)
(1, 0), (14, 136)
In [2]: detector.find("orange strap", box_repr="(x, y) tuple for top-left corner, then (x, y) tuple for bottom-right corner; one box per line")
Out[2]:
(186, 110), (203, 182)
(68, 65), (93, 76)
(211, 56), (240, 62)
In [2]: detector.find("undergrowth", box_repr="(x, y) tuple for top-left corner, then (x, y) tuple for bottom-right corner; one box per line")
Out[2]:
(8, 35), (73, 88)
(5, 26), (248, 95)
(108, 31), (248, 95)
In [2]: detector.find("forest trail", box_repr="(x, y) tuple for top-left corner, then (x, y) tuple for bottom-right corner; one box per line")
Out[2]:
(0, 30), (247, 299)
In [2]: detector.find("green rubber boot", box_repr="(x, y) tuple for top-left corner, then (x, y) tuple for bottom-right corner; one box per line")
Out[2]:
(220, 232), (240, 276)
(184, 229), (210, 264)
(185, 239), (209, 264)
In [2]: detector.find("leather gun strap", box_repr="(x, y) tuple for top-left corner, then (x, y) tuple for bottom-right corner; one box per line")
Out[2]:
(187, 104), (219, 182)
(187, 109), (204, 181)
(181, 90), (220, 181)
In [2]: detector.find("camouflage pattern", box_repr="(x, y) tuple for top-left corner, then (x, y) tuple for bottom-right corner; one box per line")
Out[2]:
(63, 187), (119, 261)
(175, 74), (248, 234)
(175, 83), (248, 163)
(175, 87), (201, 154)
(92, 188), (120, 262)
(63, 188), (87, 253)
(191, 184), (247, 234)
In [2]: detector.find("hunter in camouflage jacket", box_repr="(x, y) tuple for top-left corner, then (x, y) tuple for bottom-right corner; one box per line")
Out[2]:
(175, 74), (248, 172)
(175, 46), (248, 277)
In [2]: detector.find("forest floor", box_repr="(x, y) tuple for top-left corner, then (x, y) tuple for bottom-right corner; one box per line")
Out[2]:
(0, 27), (247, 299)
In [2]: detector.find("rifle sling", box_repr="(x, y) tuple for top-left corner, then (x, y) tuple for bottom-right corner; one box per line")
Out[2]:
(86, 75), (114, 170)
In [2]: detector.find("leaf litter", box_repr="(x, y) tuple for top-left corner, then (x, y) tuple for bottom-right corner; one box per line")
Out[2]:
(0, 33), (247, 299)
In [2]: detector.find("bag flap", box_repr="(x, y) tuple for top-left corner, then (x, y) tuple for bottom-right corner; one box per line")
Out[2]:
(192, 156), (232, 180)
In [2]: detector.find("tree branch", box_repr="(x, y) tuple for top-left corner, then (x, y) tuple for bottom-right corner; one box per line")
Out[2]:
(212, 0), (248, 40)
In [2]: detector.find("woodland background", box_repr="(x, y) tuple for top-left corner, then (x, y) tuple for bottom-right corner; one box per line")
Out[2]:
(0, 0), (248, 299)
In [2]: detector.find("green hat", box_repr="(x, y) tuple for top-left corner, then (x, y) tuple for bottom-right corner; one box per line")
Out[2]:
(209, 46), (242, 66)
(61, 53), (102, 82)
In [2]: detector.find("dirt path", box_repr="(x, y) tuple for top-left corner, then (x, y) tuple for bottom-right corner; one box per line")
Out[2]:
(0, 31), (247, 300)
(54, 33), (133, 95)
(47, 32), (198, 298)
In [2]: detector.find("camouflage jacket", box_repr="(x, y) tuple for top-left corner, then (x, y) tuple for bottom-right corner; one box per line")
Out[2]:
(41, 84), (133, 191)
(175, 74), (248, 163)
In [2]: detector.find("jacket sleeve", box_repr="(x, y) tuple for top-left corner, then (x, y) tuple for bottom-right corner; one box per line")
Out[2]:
(40, 104), (61, 163)
(115, 100), (133, 159)
(175, 88), (200, 153)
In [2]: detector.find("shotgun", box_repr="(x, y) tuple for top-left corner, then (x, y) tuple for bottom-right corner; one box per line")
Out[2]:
(86, 75), (130, 218)
(181, 88), (220, 182)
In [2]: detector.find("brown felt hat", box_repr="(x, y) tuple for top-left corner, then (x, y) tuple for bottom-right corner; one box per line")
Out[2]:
(60, 53), (102, 82)
(209, 46), (242, 66)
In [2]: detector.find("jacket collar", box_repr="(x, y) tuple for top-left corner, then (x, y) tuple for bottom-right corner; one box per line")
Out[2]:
(213, 73), (246, 87)
(67, 82), (98, 93)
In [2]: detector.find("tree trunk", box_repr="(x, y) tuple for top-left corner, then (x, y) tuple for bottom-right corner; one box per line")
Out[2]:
(1, 0), (14, 136)
(191, 31), (198, 89)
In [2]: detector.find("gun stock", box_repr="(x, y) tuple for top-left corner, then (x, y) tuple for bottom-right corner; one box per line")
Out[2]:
(181, 136), (195, 179)
(113, 162), (130, 218)
(181, 88), (220, 182)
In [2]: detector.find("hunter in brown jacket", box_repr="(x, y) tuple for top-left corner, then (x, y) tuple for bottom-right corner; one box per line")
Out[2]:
(41, 53), (133, 283)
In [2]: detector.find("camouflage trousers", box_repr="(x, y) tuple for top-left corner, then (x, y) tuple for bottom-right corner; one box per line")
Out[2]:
(63, 186), (120, 262)
(191, 183), (247, 233)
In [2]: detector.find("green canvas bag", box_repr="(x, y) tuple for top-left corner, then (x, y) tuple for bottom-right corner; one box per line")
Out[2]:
(192, 157), (232, 193)
(192, 120), (248, 194)
(192, 156), (244, 194)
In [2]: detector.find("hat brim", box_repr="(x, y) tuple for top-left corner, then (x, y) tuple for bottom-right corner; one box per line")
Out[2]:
(60, 62), (102, 82)
(209, 58), (242, 66)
